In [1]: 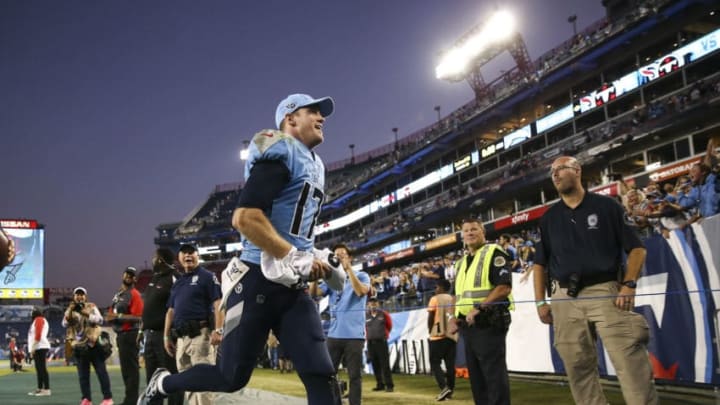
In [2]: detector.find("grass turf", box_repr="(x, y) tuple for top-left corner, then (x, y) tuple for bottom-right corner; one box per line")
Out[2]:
(0, 365), (714, 404)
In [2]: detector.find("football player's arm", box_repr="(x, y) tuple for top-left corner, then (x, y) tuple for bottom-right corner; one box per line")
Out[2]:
(232, 160), (293, 259)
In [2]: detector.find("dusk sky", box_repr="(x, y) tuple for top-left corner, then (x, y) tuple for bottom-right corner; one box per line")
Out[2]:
(1, 0), (605, 305)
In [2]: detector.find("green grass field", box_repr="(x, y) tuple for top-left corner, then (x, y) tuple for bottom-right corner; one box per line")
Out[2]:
(0, 364), (715, 404)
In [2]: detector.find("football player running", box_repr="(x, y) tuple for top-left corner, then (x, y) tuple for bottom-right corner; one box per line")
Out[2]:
(139, 94), (344, 405)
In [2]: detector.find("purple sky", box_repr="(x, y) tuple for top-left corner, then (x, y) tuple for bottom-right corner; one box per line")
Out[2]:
(1, 0), (605, 305)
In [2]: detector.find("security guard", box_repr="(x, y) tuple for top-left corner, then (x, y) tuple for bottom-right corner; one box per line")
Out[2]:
(163, 244), (223, 405)
(533, 156), (657, 405)
(449, 218), (512, 405)
(140, 248), (183, 405)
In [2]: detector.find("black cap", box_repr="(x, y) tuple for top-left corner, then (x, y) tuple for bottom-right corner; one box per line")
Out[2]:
(179, 244), (197, 253)
(124, 266), (138, 276)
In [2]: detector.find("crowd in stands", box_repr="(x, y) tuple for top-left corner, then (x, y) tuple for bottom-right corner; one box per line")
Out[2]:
(360, 133), (718, 311)
(175, 186), (241, 237)
(323, 0), (669, 202)
(620, 137), (719, 238)
(364, 229), (540, 312)
(319, 73), (720, 253)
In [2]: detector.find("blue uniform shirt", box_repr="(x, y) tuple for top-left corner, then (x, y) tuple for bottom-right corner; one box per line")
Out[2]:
(240, 130), (325, 265)
(677, 173), (719, 218)
(320, 270), (371, 340)
(168, 266), (222, 324)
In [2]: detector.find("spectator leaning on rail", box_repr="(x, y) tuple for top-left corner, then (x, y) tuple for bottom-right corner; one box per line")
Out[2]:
(676, 161), (719, 220)
(533, 156), (658, 405)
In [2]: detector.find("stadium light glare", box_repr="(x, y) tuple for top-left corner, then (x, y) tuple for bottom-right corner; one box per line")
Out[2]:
(482, 10), (515, 42)
(240, 140), (250, 160)
(435, 48), (470, 80)
(436, 9), (516, 81)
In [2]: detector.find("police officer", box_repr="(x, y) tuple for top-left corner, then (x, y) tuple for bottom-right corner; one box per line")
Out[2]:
(140, 248), (183, 405)
(449, 218), (513, 405)
(163, 244), (222, 405)
(533, 156), (658, 405)
(106, 267), (143, 405)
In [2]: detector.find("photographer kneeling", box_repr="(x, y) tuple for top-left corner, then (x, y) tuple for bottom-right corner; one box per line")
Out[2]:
(63, 286), (114, 405)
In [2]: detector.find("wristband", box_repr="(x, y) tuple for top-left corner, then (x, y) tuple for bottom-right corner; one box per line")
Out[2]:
(214, 328), (224, 335)
(536, 300), (548, 307)
(117, 313), (123, 319)
(163, 336), (170, 341)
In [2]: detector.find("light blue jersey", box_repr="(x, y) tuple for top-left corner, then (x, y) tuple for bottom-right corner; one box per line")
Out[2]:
(240, 129), (325, 265)
(320, 270), (371, 340)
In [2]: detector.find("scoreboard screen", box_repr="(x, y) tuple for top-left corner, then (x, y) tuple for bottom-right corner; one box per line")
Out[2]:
(0, 219), (44, 299)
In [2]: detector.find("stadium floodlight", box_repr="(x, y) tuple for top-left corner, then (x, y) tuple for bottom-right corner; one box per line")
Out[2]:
(482, 10), (515, 42)
(436, 9), (517, 81)
(435, 48), (471, 81)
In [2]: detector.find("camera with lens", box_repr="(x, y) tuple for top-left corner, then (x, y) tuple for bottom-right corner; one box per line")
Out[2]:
(73, 302), (85, 313)
(566, 273), (581, 298)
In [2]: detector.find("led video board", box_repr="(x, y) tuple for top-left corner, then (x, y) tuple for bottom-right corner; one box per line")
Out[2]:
(0, 219), (44, 299)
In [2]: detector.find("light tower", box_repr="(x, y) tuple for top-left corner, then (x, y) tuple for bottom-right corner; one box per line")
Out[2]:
(435, 9), (533, 102)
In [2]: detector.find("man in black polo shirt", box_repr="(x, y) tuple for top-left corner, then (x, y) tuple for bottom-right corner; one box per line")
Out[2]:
(163, 244), (223, 405)
(140, 248), (183, 405)
(533, 156), (658, 405)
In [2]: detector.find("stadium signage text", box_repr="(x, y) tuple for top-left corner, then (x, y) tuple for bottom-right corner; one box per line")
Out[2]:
(574, 28), (720, 116)
(0, 219), (39, 229)
(492, 206), (549, 231)
(648, 157), (700, 182)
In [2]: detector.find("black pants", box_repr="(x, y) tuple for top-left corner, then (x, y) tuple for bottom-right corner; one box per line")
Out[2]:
(76, 344), (112, 401)
(327, 338), (365, 405)
(429, 338), (456, 390)
(117, 330), (139, 405)
(33, 349), (50, 389)
(143, 329), (183, 405)
(462, 326), (510, 405)
(366, 339), (394, 389)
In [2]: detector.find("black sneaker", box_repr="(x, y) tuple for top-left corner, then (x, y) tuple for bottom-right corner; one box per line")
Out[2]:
(385, 387), (394, 392)
(372, 386), (385, 391)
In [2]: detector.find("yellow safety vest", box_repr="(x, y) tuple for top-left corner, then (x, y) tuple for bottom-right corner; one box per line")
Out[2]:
(454, 243), (514, 317)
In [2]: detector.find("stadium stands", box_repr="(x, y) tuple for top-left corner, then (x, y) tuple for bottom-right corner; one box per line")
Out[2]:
(156, 0), (719, 295)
